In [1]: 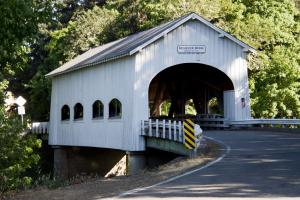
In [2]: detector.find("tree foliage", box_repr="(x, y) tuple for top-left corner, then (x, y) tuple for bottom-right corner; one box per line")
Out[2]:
(28, 5), (118, 120)
(0, 84), (41, 195)
(234, 0), (300, 118)
(0, 114), (41, 194)
(0, 0), (44, 195)
(2, 1), (300, 120)
(0, 0), (49, 78)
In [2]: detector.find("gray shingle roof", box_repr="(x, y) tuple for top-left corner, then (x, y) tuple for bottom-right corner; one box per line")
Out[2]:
(46, 12), (255, 77)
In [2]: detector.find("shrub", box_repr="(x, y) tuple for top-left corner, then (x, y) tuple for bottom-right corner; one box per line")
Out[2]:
(0, 108), (41, 195)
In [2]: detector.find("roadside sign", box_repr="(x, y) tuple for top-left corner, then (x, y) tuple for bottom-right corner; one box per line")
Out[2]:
(15, 96), (26, 125)
(18, 106), (25, 115)
(15, 96), (26, 106)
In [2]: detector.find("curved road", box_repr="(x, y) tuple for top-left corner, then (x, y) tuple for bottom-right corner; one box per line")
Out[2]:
(116, 130), (300, 199)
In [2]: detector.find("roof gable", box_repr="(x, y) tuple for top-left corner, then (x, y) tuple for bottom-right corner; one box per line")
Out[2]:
(47, 12), (255, 77)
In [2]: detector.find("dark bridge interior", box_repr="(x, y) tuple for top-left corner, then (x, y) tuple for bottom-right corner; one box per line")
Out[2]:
(148, 63), (234, 118)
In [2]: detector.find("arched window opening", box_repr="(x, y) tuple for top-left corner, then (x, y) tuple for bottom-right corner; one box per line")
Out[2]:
(109, 99), (122, 118)
(61, 105), (70, 121)
(159, 99), (171, 116)
(185, 99), (197, 115)
(74, 103), (83, 120)
(93, 100), (104, 119)
(208, 97), (222, 114)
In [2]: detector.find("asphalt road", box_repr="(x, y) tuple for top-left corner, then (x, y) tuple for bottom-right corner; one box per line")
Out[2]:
(115, 130), (300, 199)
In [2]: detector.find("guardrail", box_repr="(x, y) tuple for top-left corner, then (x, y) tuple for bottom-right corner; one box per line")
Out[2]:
(141, 119), (184, 143)
(31, 122), (49, 134)
(151, 115), (229, 128)
(144, 118), (300, 131)
(197, 118), (229, 128)
(229, 118), (300, 128)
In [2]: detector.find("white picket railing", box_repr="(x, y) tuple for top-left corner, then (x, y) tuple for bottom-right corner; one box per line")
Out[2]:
(141, 119), (184, 143)
(31, 122), (49, 134)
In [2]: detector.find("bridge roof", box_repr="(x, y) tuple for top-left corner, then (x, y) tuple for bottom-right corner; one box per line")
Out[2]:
(46, 12), (256, 77)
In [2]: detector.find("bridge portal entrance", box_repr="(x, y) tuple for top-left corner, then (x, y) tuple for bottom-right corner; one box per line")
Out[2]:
(148, 63), (234, 119)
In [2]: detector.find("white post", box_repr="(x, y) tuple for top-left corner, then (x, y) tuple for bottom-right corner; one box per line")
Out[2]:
(44, 123), (46, 134)
(141, 120), (145, 135)
(178, 121), (182, 142)
(156, 119), (159, 137)
(16, 96), (26, 126)
(149, 119), (152, 137)
(173, 121), (177, 141)
(168, 120), (172, 140)
(271, 117), (274, 128)
(162, 119), (166, 139)
(282, 117), (286, 128)
(39, 124), (42, 134)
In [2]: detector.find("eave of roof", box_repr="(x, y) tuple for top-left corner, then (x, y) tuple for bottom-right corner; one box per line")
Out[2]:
(129, 13), (256, 56)
(46, 12), (256, 78)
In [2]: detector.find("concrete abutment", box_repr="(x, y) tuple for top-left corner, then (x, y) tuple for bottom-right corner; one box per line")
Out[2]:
(52, 146), (180, 178)
(53, 146), (126, 179)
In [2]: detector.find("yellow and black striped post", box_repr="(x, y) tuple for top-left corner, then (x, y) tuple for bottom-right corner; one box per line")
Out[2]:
(183, 119), (196, 149)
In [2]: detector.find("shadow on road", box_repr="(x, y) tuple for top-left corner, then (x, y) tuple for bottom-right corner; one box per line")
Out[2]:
(120, 131), (300, 198)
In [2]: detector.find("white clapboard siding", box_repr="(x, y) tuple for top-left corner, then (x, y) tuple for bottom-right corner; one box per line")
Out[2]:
(49, 19), (251, 151)
(132, 20), (251, 149)
(224, 90), (235, 121)
(49, 56), (137, 151)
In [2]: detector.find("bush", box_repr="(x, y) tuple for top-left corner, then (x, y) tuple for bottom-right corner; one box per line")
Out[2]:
(0, 108), (41, 195)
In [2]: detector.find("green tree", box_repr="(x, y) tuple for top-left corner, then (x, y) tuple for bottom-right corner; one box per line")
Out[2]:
(231, 0), (300, 118)
(0, 0), (49, 77)
(0, 1), (45, 195)
(160, 99), (171, 116)
(28, 6), (118, 120)
(0, 85), (41, 196)
(250, 47), (300, 117)
(25, 0), (300, 119)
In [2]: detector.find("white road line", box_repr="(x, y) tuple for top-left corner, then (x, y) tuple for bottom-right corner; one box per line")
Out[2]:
(116, 136), (231, 198)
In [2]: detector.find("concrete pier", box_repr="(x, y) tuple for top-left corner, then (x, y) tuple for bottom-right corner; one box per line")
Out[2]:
(126, 151), (146, 175)
(53, 146), (69, 179)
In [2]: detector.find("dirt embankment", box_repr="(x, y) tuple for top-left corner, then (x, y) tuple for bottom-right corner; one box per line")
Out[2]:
(8, 140), (220, 200)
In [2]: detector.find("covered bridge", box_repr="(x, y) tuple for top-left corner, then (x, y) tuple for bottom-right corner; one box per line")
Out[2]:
(47, 12), (255, 177)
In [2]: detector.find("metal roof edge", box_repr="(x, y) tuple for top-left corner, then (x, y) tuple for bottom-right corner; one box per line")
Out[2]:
(192, 14), (256, 52)
(129, 14), (193, 55)
(130, 13), (256, 55)
(45, 53), (129, 78)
